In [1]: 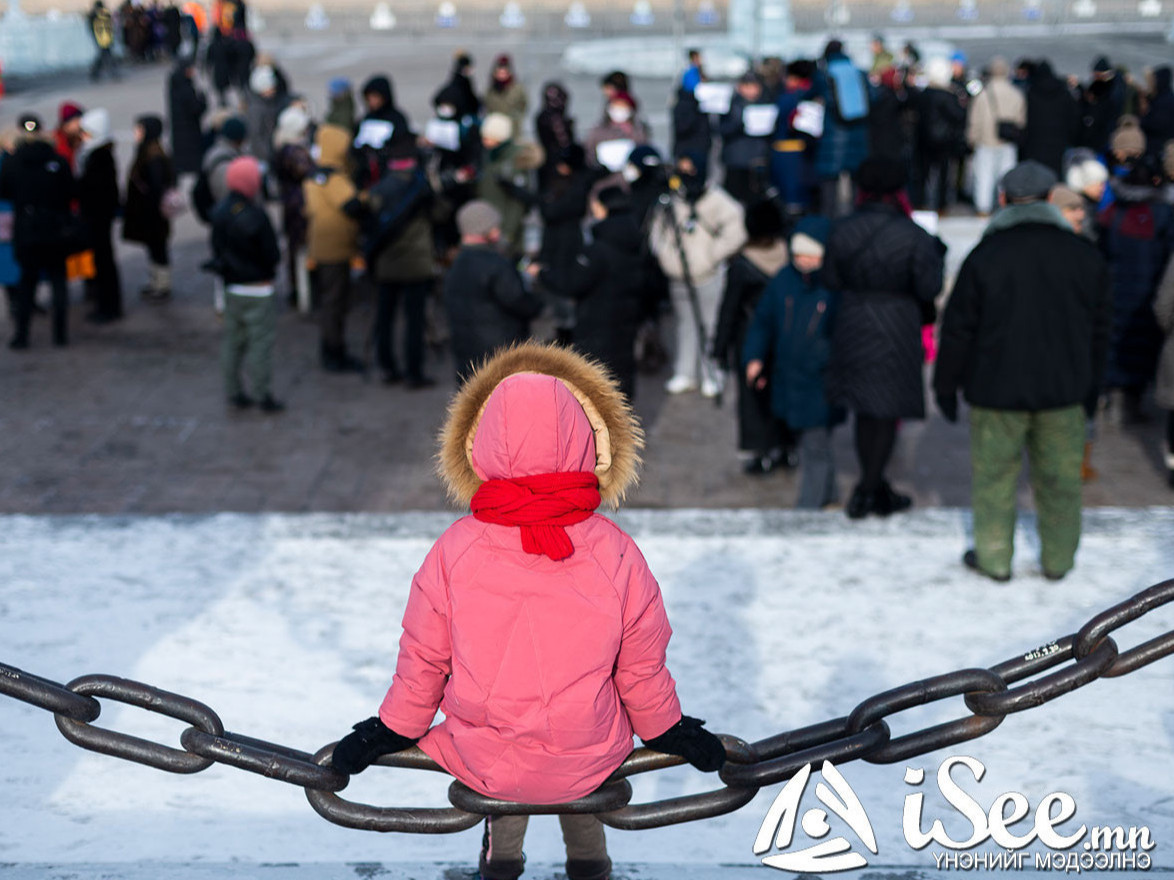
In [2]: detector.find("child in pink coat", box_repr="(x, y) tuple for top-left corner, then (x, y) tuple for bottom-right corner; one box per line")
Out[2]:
(332, 342), (725, 880)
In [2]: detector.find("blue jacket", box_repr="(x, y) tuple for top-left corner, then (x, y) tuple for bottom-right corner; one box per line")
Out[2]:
(742, 262), (840, 429)
(0, 152), (19, 286)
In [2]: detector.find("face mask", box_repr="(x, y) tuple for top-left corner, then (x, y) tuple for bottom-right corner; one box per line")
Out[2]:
(608, 105), (633, 123)
(622, 164), (640, 183)
(436, 104), (456, 119)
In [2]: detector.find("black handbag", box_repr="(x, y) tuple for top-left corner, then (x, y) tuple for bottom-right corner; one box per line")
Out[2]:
(989, 87), (1024, 146)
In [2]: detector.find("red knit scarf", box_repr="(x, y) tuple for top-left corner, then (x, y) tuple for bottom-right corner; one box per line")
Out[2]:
(470, 471), (601, 561)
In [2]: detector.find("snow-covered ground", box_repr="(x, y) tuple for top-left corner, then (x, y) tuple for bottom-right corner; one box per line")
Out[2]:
(1, 510), (1172, 877)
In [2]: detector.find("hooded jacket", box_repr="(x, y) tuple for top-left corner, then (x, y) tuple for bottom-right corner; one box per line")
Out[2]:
(742, 217), (839, 429)
(353, 75), (413, 189)
(304, 125), (361, 264)
(379, 343), (681, 804)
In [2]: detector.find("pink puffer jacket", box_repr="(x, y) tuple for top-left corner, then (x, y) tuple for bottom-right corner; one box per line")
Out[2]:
(378, 373), (683, 804)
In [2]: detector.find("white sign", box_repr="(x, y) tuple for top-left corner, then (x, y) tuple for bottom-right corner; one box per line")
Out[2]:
(1139, 0), (1161, 15)
(1072, 0), (1096, 15)
(695, 81), (734, 114)
(354, 118), (395, 149)
(425, 118), (461, 151)
(436, 1), (458, 26)
(743, 104), (779, 137)
(792, 100), (824, 137)
(595, 138), (636, 171)
(500, 1), (525, 27)
(565, 0), (590, 26)
(370, 2), (396, 29)
(630, 0), (654, 25)
(305, 3), (330, 29)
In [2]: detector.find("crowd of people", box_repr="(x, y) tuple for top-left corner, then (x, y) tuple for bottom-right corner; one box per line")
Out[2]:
(1, 35), (1173, 548)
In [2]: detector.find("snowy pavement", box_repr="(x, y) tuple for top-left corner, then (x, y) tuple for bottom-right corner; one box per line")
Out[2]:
(1, 509), (1172, 877)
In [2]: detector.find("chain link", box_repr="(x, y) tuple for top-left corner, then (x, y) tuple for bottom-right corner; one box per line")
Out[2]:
(2, 578), (1171, 832)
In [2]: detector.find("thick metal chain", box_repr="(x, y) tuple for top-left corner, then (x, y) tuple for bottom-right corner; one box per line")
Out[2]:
(2, 578), (1171, 833)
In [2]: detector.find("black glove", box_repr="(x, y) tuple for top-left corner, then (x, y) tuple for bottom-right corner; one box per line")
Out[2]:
(641, 715), (726, 772)
(936, 391), (958, 424)
(331, 716), (417, 774)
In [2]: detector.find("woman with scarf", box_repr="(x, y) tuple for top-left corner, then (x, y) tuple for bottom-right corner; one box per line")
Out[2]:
(484, 54), (528, 138)
(824, 156), (945, 519)
(123, 114), (176, 300)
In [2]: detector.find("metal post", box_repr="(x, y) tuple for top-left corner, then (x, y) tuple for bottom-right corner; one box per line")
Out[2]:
(673, 0), (685, 80)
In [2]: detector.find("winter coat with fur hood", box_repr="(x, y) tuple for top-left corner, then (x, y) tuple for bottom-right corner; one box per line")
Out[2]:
(378, 343), (683, 804)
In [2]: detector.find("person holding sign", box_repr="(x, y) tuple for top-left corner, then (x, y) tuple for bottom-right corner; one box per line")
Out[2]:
(719, 71), (777, 205)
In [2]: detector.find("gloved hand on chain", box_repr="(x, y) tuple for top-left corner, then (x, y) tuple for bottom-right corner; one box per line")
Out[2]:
(641, 715), (726, 772)
(331, 716), (417, 774)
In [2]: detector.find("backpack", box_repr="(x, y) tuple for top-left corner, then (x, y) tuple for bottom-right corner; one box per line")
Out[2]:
(192, 153), (233, 224)
(825, 58), (870, 124)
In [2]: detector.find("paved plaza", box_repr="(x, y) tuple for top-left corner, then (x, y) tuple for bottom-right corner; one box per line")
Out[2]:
(1, 32), (1172, 515)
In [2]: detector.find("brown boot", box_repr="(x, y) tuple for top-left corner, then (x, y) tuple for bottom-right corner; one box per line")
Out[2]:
(1081, 441), (1097, 482)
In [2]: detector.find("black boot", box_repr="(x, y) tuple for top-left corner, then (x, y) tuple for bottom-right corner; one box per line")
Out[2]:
(873, 482), (912, 516)
(846, 486), (874, 520)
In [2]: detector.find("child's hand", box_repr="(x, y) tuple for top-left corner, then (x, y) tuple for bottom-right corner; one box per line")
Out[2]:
(641, 715), (726, 772)
(331, 716), (417, 774)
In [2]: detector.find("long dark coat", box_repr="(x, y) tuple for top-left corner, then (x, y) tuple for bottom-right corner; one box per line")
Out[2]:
(168, 64), (208, 175)
(123, 143), (174, 247)
(1098, 183), (1174, 391)
(1022, 65), (1080, 176)
(824, 201), (945, 419)
(557, 212), (648, 398)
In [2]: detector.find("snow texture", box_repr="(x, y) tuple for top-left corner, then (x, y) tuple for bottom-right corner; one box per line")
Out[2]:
(0, 510), (1172, 874)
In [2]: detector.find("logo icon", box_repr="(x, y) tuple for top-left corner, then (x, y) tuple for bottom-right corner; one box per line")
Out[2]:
(754, 761), (878, 873)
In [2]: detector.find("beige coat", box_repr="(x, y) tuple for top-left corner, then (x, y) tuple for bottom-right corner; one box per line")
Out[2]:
(1154, 254), (1174, 410)
(967, 77), (1027, 149)
(303, 125), (360, 264)
(649, 185), (747, 284)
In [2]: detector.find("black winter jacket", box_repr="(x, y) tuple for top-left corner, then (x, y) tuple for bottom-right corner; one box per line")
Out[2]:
(672, 87), (712, 164)
(0, 139), (76, 256)
(210, 192), (282, 285)
(549, 212), (647, 397)
(1023, 66), (1080, 176)
(78, 144), (121, 232)
(935, 208), (1111, 414)
(824, 202), (945, 419)
(444, 244), (543, 381)
(537, 170), (591, 292)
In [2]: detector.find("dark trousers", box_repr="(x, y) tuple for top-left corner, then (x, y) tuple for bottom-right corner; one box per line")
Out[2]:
(854, 414), (898, 492)
(12, 255), (68, 346)
(87, 224), (123, 318)
(480, 815), (610, 880)
(90, 46), (118, 81)
(376, 280), (429, 381)
(146, 236), (170, 267)
(314, 263), (352, 352)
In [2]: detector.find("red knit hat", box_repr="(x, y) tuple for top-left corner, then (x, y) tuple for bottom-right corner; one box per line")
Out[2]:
(59, 102), (84, 125)
(225, 156), (263, 200)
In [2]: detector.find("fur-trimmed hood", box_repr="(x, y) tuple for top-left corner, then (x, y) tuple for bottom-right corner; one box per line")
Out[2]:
(438, 342), (644, 508)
